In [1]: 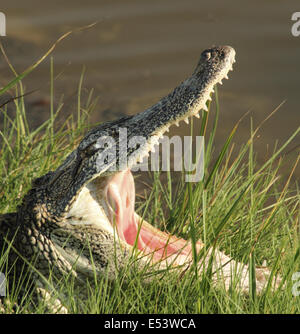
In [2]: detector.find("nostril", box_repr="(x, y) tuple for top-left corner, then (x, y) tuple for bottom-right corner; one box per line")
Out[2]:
(201, 51), (211, 61)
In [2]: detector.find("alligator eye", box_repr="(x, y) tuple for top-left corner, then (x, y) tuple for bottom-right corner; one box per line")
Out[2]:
(82, 143), (99, 158)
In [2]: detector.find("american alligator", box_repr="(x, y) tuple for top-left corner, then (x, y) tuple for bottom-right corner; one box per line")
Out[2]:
(0, 46), (279, 312)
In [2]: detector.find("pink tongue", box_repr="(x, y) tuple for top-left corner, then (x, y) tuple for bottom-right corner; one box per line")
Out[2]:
(105, 169), (144, 248)
(105, 169), (194, 265)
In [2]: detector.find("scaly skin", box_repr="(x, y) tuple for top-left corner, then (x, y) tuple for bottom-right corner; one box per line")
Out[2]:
(0, 46), (278, 312)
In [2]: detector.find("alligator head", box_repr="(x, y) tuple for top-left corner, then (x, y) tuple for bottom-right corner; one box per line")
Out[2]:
(23, 46), (235, 268)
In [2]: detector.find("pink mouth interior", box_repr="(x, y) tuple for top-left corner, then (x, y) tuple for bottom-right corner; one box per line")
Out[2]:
(105, 169), (196, 266)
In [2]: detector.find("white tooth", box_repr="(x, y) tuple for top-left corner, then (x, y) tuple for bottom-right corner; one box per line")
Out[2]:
(219, 80), (223, 85)
(211, 88), (214, 93)
(225, 74), (229, 79)
(195, 113), (200, 118)
(175, 121), (180, 127)
(207, 96), (212, 101)
(184, 118), (189, 124)
(151, 137), (159, 146)
(202, 104), (208, 111)
(137, 155), (144, 163)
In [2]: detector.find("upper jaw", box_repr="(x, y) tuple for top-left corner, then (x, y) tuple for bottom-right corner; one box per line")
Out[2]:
(82, 45), (235, 175)
(48, 45), (235, 220)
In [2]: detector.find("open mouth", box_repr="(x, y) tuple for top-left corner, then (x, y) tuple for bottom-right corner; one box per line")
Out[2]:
(67, 168), (199, 268)
(103, 169), (198, 266)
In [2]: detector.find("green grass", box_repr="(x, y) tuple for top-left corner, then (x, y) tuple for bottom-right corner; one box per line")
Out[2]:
(0, 40), (300, 313)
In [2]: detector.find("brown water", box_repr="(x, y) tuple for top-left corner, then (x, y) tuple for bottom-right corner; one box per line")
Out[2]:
(0, 0), (299, 180)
